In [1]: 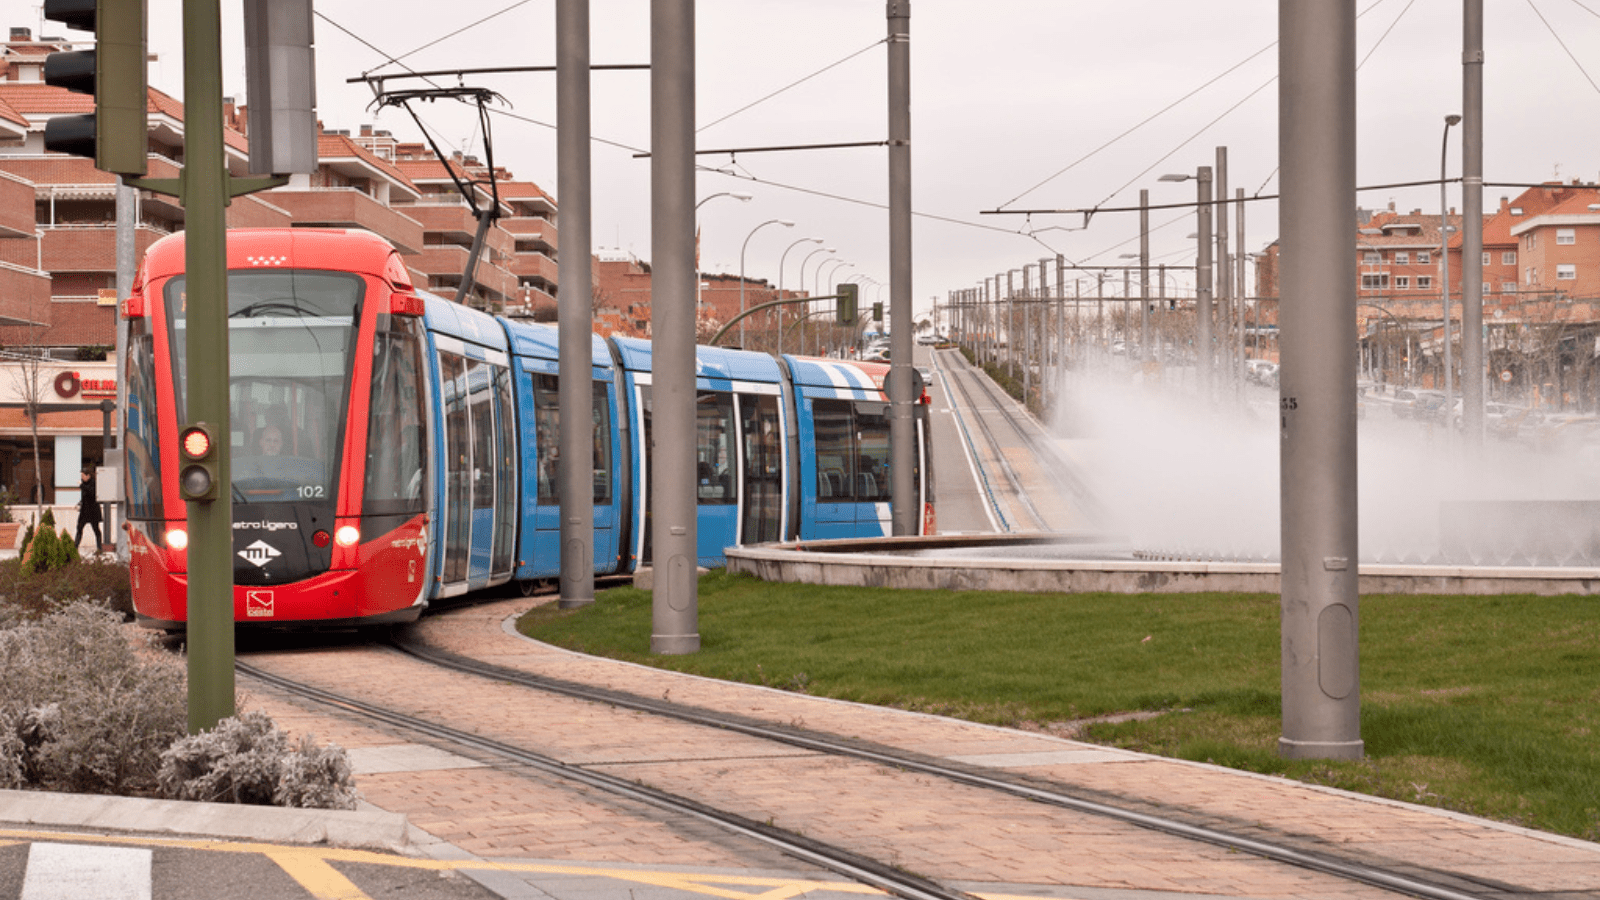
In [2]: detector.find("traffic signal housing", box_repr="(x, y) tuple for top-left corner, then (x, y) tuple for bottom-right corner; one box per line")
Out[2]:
(42, 0), (148, 176)
(872, 301), (884, 323)
(836, 282), (858, 325)
(178, 423), (220, 502)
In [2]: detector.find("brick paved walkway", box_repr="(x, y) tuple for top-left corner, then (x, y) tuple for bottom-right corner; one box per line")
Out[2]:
(239, 596), (1600, 900)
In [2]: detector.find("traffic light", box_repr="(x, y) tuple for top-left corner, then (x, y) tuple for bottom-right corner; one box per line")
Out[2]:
(178, 423), (220, 502)
(42, 0), (148, 176)
(837, 283), (858, 325)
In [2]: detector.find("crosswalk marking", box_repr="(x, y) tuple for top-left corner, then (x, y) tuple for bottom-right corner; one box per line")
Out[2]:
(21, 842), (152, 900)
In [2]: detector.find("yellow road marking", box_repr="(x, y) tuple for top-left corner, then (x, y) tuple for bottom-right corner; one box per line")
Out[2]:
(266, 849), (374, 900)
(0, 828), (1084, 900)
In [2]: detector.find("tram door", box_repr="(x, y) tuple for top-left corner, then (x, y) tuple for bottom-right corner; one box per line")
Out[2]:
(437, 347), (516, 594)
(738, 392), (784, 544)
(529, 373), (619, 577)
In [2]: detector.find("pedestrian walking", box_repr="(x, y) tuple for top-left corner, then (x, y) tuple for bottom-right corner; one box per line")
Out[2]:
(74, 465), (102, 554)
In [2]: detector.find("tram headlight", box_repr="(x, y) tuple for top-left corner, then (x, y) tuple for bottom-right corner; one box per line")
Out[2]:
(165, 528), (189, 550)
(334, 525), (361, 548)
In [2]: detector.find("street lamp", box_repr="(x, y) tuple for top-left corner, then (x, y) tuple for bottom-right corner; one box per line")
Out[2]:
(1441, 113), (1462, 428)
(777, 237), (823, 356)
(738, 218), (794, 349)
(797, 248), (839, 355)
(693, 192), (753, 326)
(818, 260), (853, 355)
(1161, 168), (1214, 396)
(695, 190), (753, 210)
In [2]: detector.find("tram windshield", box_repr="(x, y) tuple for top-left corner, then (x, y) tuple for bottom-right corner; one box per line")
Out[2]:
(163, 271), (362, 503)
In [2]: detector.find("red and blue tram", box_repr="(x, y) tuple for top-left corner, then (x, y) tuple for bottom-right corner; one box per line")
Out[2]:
(123, 228), (932, 629)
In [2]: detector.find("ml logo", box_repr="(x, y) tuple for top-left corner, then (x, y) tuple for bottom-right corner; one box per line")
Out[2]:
(238, 540), (281, 568)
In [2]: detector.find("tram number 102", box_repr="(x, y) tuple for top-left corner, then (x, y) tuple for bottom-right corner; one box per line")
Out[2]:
(297, 485), (326, 499)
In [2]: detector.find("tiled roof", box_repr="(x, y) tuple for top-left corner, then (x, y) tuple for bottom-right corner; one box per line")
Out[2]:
(315, 132), (418, 192)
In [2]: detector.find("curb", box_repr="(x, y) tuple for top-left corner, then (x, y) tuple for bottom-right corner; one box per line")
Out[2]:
(0, 788), (410, 852)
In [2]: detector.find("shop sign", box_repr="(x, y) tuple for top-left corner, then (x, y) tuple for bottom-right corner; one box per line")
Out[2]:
(52, 371), (118, 400)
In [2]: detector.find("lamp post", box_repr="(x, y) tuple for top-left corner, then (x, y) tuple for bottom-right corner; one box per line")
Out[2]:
(777, 237), (823, 356)
(739, 218), (794, 350)
(1440, 113), (1462, 430)
(798, 246), (837, 357)
(693, 192), (752, 329)
(810, 258), (850, 355)
(1161, 168), (1214, 398)
(819, 260), (853, 355)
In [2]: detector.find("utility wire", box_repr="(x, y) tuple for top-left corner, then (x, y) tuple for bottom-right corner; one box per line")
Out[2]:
(361, 0), (541, 78)
(1527, 0), (1600, 95)
(698, 39), (887, 134)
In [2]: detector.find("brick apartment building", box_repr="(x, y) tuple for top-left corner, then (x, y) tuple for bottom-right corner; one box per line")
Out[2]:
(0, 25), (571, 514)
(1253, 181), (1600, 409)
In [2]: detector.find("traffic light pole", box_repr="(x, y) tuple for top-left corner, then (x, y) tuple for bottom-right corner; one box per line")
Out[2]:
(179, 0), (234, 734)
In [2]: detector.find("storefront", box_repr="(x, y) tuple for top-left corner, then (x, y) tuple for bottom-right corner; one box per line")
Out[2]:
(0, 358), (118, 535)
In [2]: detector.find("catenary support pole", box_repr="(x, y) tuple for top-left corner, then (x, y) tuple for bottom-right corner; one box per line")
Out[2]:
(649, 0), (699, 653)
(1278, 0), (1362, 760)
(1461, 0), (1485, 447)
(557, 0), (595, 608)
(1196, 167), (1214, 401)
(887, 0), (915, 536)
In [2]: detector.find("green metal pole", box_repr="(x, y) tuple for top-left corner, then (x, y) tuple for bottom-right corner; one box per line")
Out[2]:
(183, 0), (234, 733)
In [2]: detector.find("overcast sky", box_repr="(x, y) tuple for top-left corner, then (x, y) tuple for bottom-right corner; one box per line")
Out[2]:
(120, 0), (1600, 321)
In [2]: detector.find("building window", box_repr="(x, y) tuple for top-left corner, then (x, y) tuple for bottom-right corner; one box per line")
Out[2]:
(1363, 251), (1383, 265)
(1526, 233), (1537, 249)
(1557, 228), (1576, 245)
(1417, 251), (1431, 264)
(1417, 275), (1433, 290)
(1482, 252), (1491, 266)
(1527, 267), (1538, 284)
(1482, 281), (1492, 295)
(1394, 276), (1410, 289)
(1501, 282), (1517, 293)
(1502, 251), (1516, 266)
(1394, 251), (1410, 265)
(1360, 273), (1390, 290)
(1558, 264), (1576, 280)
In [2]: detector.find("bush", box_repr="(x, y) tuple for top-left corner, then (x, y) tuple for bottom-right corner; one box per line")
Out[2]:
(158, 710), (358, 810)
(0, 603), (186, 795)
(0, 557), (133, 624)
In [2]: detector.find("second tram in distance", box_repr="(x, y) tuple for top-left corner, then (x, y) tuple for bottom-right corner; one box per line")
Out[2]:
(122, 229), (932, 629)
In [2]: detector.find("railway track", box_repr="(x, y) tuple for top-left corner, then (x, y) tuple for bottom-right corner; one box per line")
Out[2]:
(235, 622), (1504, 900)
(932, 350), (1104, 532)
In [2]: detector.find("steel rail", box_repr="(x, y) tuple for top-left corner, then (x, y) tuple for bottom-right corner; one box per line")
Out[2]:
(390, 635), (1495, 900)
(235, 660), (980, 900)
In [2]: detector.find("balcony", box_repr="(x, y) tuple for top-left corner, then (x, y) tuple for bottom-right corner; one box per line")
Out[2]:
(508, 252), (558, 287)
(39, 225), (171, 275)
(0, 172), (33, 238)
(268, 188), (425, 254)
(414, 244), (519, 301)
(501, 216), (558, 255)
(0, 262), (52, 326)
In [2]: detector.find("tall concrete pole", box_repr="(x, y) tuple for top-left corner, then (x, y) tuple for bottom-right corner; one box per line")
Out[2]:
(1215, 147), (1232, 396)
(1022, 266), (1032, 404)
(1278, 0), (1362, 760)
(1196, 167), (1214, 400)
(556, 0), (595, 609)
(1139, 190), (1151, 362)
(182, 0), (235, 732)
(649, 0), (699, 654)
(1236, 187), (1247, 373)
(887, 0), (916, 536)
(1461, 0), (1485, 446)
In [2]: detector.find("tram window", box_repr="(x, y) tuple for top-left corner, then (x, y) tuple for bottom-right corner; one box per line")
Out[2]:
(492, 363), (517, 575)
(854, 401), (891, 502)
(531, 374), (614, 506)
(124, 317), (163, 520)
(467, 359), (496, 509)
(362, 317), (426, 517)
(812, 399), (854, 501)
(696, 393), (735, 504)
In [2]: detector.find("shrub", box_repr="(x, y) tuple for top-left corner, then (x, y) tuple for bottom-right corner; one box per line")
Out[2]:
(0, 603), (186, 795)
(158, 710), (358, 810)
(0, 486), (17, 524)
(0, 557), (131, 624)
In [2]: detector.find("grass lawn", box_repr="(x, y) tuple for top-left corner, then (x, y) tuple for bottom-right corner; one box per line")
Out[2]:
(518, 571), (1600, 842)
